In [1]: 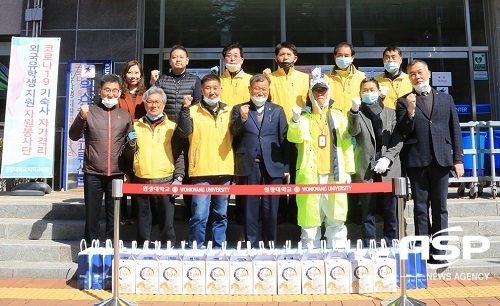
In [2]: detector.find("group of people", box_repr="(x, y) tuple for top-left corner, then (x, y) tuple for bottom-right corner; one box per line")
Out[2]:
(70, 42), (465, 264)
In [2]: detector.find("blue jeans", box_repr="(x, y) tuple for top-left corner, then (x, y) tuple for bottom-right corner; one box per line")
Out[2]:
(188, 176), (231, 248)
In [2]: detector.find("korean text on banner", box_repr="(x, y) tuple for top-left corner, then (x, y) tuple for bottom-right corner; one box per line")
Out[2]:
(1, 37), (60, 178)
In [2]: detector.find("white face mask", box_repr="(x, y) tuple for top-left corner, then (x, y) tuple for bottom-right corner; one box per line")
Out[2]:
(335, 57), (352, 69)
(413, 79), (431, 94)
(384, 62), (400, 74)
(203, 96), (220, 106)
(146, 112), (164, 121)
(101, 97), (118, 108)
(361, 92), (379, 105)
(251, 96), (267, 107)
(225, 63), (241, 73)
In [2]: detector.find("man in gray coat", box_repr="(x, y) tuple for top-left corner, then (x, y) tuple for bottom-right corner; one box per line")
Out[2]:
(348, 78), (404, 246)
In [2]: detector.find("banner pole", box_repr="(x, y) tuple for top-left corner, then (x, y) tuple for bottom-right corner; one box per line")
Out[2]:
(95, 179), (136, 306)
(381, 177), (426, 306)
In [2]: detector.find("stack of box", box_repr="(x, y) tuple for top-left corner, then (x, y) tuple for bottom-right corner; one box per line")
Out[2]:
(301, 241), (326, 294)
(182, 241), (206, 294)
(229, 241), (253, 294)
(135, 241), (159, 294)
(277, 241), (302, 294)
(373, 240), (397, 293)
(252, 241), (278, 295)
(348, 240), (375, 294)
(85, 239), (401, 295)
(158, 241), (183, 294)
(205, 242), (230, 294)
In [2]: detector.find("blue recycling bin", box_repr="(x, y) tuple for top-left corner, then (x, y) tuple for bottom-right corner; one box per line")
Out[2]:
(485, 130), (500, 174)
(462, 131), (486, 176)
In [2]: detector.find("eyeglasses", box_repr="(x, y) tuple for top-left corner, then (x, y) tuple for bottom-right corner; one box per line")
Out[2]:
(225, 54), (241, 59)
(102, 88), (121, 95)
(251, 87), (269, 94)
(146, 100), (163, 106)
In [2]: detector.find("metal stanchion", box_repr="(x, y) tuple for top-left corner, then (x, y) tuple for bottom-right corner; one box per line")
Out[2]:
(95, 179), (136, 306)
(381, 177), (426, 306)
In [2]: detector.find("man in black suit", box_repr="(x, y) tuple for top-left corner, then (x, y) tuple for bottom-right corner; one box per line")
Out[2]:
(230, 74), (289, 248)
(396, 59), (465, 264)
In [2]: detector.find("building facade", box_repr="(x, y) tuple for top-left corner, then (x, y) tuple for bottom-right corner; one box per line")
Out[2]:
(0, 0), (499, 188)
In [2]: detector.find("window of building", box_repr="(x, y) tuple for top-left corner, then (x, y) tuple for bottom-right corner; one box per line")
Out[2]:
(152, 0), (280, 48)
(143, 0), (491, 120)
(285, 0), (346, 47)
(470, 0), (486, 45)
(351, 0), (466, 47)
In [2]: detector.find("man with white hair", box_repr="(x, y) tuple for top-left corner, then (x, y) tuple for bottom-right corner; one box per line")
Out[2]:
(122, 86), (185, 245)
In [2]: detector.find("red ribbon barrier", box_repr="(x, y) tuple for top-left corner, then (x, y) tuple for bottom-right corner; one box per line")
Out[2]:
(122, 182), (393, 195)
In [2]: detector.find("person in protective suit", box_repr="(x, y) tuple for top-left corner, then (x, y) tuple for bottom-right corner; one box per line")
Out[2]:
(287, 68), (354, 248)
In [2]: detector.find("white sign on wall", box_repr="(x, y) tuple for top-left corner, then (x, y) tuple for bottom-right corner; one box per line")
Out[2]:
(432, 72), (452, 87)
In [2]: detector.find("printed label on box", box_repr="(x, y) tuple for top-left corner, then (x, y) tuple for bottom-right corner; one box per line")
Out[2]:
(158, 259), (182, 294)
(135, 257), (158, 294)
(253, 261), (277, 295)
(182, 261), (206, 294)
(206, 260), (230, 294)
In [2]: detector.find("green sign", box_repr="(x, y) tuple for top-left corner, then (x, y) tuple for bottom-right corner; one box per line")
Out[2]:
(473, 53), (487, 71)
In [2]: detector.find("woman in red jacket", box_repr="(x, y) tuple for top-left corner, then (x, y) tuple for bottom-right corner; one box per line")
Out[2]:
(119, 60), (147, 121)
(118, 60), (147, 225)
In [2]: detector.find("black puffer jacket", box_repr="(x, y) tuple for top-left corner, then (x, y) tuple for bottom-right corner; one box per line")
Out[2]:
(156, 71), (201, 122)
(69, 102), (132, 176)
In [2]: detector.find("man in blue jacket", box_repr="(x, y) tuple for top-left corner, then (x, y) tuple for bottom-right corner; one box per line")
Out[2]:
(230, 74), (289, 248)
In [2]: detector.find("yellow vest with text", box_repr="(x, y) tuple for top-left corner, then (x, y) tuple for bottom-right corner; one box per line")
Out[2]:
(325, 66), (366, 115)
(220, 69), (252, 107)
(133, 117), (176, 179)
(269, 66), (310, 121)
(374, 71), (413, 109)
(187, 103), (234, 177)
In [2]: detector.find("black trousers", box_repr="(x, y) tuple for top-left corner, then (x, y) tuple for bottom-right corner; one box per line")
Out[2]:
(406, 159), (451, 255)
(83, 173), (122, 244)
(132, 176), (176, 245)
(120, 176), (136, 221)
(279, 144), (297, 223)
(238, 160), (281, 249)
(360, 192), (398, 247)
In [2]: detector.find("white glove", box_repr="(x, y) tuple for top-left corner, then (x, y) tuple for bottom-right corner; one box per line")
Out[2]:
(351, 97), (361, 112)
(292, 106), (302, 122)
(380, 86), (389, 98)
(374, 157), (391, 174)
(343, 173), (352, 184)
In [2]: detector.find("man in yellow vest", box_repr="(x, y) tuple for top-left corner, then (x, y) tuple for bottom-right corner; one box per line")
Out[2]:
(123, 86), (184, 245)
(265, 42), (310, 224)
(220, 43), (252, 107)
(220, 43), (252, 225)
(325, 42), (366, 115)
(266, 42), (310, 121)
(325, 42), (366, 225)
(374, 46), (413, 110)
(176, 74), (234, 248)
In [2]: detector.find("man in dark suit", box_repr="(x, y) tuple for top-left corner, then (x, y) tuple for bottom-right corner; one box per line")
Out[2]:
(230, 74), (289, 248)
(396, 59), (465, 264)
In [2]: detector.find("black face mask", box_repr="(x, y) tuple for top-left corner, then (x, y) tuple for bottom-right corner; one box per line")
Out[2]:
(277, 61), (295, 70)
